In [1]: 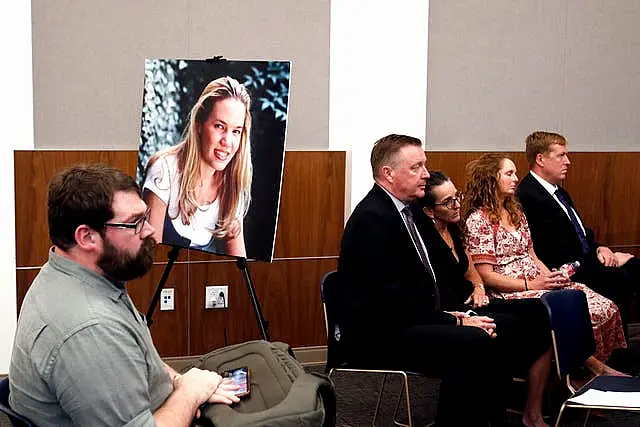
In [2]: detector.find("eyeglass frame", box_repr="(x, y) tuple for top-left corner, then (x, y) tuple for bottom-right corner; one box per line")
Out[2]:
(103, 208), (150, 234)
(434, 192), (464, 209)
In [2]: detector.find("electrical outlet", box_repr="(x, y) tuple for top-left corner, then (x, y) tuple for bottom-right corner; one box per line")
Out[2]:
(160, 288), (175, 311)
(205, 285), (228, 309)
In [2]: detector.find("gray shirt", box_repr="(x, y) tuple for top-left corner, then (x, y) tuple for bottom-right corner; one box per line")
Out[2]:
(9, 248), (173, 427)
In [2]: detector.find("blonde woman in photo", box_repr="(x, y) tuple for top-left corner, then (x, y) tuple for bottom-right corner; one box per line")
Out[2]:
(143, 76), (252, 257)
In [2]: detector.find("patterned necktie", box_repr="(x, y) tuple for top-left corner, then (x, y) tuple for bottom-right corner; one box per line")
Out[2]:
(402, 206), (440, 309)
(555, 189), (590, 254)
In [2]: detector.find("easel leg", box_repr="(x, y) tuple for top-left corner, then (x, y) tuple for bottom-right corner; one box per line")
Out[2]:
(146, 246), (181, 327)
(236, 257), (270, 341)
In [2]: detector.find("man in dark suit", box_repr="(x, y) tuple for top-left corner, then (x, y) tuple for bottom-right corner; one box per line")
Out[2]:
(337, 134), (518, 427)
(517, 131), (640, 331)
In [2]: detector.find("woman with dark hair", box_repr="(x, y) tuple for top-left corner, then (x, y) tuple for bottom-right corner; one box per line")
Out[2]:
(417, 171), (487, 307)
(143, 76), (252, 256)
(415, 171), (552, 427)
(462, 154), (626, 375)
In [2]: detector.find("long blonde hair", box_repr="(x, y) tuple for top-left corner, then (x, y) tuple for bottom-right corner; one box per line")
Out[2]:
(147, 76), (252, 239)
(462, 153), (522, 229)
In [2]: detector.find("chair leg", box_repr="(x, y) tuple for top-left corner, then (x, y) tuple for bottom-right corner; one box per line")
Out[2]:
(371, 373), (389, 427)
(403, 372), (413, 427)
(582, 408), (591, 427)
(391, 371), (412, 427)
(329, 369), (417, 427)
(555, 402), (567, 427)
(392, 379), (405, 425)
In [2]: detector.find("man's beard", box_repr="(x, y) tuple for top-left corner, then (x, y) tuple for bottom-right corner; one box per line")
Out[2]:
(97, 237), (156, 282)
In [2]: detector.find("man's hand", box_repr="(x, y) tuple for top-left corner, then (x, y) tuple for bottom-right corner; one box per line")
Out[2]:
(597, 246), (618, 267)
(614, 252), (634, 267)
(445, 311), (468, 319)
(461, 315), (497, 338)
(155, 368), (240, 425)
(208, 378), (241, 404)
(173, 368), (224, 407)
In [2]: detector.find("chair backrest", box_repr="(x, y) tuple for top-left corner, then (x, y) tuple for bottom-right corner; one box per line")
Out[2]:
(0, 377), (35, 427)
(320, 271), (347, 372)
(541, 289), (596, 378)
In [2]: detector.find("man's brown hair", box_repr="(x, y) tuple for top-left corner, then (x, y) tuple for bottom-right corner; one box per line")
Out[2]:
(370, 134), (423, 178)
(525, 131), (567, 167)
(48, 164), (140, 250)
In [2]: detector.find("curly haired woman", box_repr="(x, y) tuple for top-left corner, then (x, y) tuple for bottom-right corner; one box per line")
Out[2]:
(462, 153), (626, 376)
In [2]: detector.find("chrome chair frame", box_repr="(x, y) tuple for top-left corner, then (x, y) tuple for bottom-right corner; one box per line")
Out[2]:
(321, 270), (430, 427)
(541, 289), (640, 427)
(327, 367), (416, 427)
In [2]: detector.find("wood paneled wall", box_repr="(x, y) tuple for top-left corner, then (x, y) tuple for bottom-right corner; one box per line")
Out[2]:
(427, 152), (640, 253)
(14, 150), (640, 357)
(14, 151), (345, 357)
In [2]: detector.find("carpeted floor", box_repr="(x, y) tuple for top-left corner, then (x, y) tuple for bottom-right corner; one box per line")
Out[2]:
(4, 327), (640, 426)
(308, 364), (640, 426)
(305, 324), (640, 426)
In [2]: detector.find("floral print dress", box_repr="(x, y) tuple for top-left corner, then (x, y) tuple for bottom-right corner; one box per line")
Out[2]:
(466, 209), (626, 362)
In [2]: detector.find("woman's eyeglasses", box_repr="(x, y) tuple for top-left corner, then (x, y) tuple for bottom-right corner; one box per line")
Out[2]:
(104, 209), (151, 234)
(434, 192), (464, 209)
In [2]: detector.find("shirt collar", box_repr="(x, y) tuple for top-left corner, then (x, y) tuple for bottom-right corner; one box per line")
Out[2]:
(530, 170), (558, 196)
(48, 247), (127, 302)
(376, 183), (408, 213)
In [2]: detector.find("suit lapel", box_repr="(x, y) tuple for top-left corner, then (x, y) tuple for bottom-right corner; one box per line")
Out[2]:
(525, 174), (575, 230)
(371, 185), (429, 272)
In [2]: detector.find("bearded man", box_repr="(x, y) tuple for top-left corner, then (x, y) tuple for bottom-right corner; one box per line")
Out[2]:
(9, 164), (238, 427)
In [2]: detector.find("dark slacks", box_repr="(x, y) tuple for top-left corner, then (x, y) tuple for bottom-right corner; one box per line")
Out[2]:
(345, 300), (551, 426)
(394, 322), (508, 427)
(574, 257), (640, 337)
(476, 298), (552, 373)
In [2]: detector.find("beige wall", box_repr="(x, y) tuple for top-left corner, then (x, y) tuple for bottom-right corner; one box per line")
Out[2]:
(31, 0), (330, 150)
(427, 0), (640, 151)
(1, 1), (33, 376)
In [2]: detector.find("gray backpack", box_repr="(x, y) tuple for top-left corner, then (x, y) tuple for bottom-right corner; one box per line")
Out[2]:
(185, 340), (335, 427)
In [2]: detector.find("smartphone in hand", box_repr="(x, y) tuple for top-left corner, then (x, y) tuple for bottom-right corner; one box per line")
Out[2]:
(222, 367), (251, 398)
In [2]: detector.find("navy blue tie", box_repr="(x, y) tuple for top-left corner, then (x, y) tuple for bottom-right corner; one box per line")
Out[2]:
(402, 206), (440, 309)
(555, 189), (590, 254)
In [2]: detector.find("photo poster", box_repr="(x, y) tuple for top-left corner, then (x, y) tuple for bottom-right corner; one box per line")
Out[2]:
(137, 58), (291, 262)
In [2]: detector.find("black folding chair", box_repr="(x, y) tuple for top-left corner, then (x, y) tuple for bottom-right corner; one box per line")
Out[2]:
(321, 270), (431, 427)
(0, 377), (36, 427)
(541, 289), (640, 427)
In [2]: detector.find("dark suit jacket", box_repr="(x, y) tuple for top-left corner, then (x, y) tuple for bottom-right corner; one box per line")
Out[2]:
(337, 184), (455, 352)
(516, 172), (598, 269)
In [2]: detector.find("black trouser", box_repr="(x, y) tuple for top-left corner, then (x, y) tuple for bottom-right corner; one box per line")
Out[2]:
(574, 257), (640, 340)
(477, 298), (552, 373)
(393, 322), (508, 427)
(346, 301), (551, 427)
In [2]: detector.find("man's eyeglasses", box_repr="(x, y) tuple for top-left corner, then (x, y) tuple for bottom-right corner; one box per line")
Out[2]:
(434, 192), (464, 209)
(104, 209), (150, 234)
